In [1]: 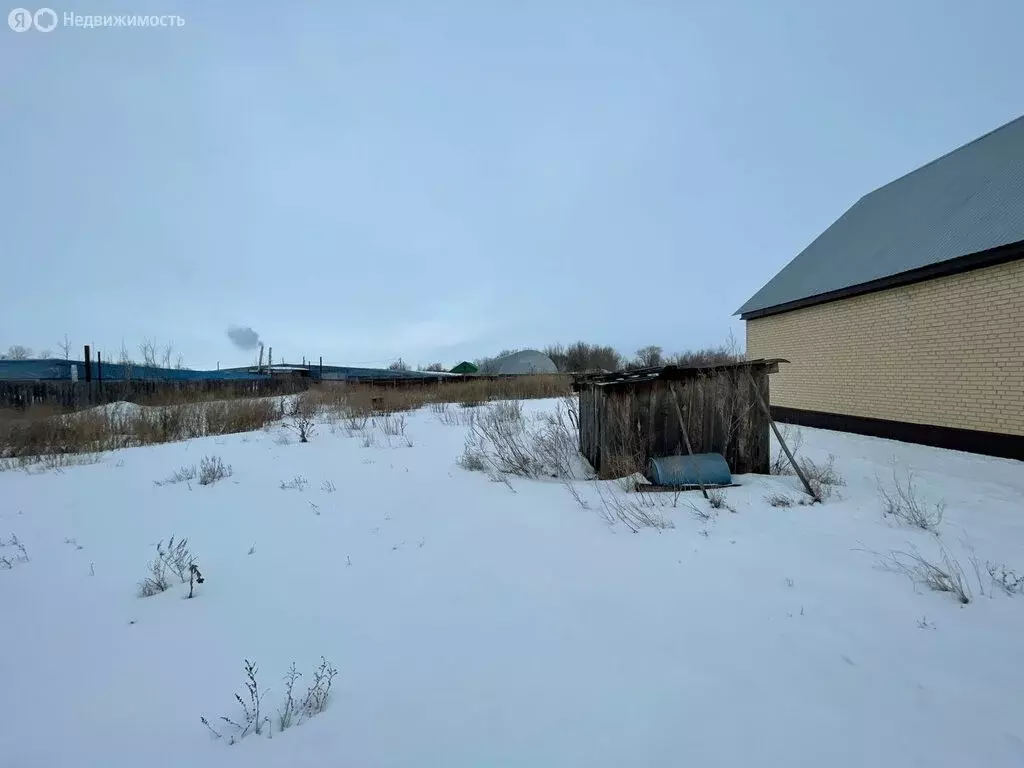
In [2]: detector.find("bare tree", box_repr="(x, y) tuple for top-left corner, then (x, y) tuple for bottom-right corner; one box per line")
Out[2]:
(635, 345), (663, 368)
(548, 341), (622, 372)
(160, 342), (175, 369)
(58, 334), (72, 360)
(1, 345), (33, 360)
(139, 338), (159, 367)
(118, 341), (135, 379)
(420, 362), (446, 372)
(388, 358), (410, 371)
(475, 348), (525, 374)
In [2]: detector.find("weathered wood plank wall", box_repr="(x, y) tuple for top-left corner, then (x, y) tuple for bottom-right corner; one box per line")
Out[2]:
(577, 366), (774, 478)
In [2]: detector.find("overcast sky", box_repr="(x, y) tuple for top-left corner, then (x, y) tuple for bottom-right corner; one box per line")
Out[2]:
(3, 0), (1022, 369)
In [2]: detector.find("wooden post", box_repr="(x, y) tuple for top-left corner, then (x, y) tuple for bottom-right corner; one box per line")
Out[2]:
(743, 365), (818, 502)
(97, 351), (103, 383)
(668, 382), (709, 500)
(83, 345), (92, 383)
(319, 356), (323, 379)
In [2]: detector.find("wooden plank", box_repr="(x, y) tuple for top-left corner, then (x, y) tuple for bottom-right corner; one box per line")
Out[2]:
(635, 482), (741, 493)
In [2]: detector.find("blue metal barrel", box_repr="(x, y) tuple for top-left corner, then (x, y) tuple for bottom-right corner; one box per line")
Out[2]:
(647, 453), (732, 486)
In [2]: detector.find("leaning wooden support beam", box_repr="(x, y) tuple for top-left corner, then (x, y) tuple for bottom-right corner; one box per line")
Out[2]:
(743, 367), (819, 502)
(668, 382), (709, 500)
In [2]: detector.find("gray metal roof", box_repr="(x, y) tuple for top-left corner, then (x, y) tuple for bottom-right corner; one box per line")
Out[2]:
(492, 349), (558, 375)
(573, 358), (788, 388)
(737, 114), (1024, 316)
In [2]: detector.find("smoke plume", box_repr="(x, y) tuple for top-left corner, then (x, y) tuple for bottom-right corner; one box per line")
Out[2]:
(227, 325), (262, 351)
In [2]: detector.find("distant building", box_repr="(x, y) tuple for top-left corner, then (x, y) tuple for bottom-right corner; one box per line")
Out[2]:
(449, 361), (479, 374)
(489, 349), (558, 375)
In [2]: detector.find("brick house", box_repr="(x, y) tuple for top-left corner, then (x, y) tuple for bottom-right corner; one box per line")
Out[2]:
(738, 115), (1024, 460)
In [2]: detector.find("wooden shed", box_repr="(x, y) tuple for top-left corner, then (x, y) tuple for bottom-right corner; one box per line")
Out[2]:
(573, 359), (787, 479)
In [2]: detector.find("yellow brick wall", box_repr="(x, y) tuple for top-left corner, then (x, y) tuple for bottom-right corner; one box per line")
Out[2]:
(745, 258), (1024, 436)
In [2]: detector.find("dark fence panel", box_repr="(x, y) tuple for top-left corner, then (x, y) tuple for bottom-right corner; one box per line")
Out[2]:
(0, 377), (309, 410)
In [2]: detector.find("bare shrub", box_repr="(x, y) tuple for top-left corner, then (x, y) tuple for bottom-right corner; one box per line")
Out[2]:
(593, 482), (675, 532)
(432, 401), (472, 426)
(878, 468), (945, 532)
(764, 491), (795, 508)
(344, 412), (370, 434)
(797, 455), (844, 502)
(770, 425), (804, 475)
(222, 659), (270, 741)
(460, 399), (580, 480)
(462, 401), (537, 477)
(159, 536), (197, 583)
(530, 402), (580, 479)
(458, 444), (488, 472)
(377, 413), (407, 437)
(868, 542), (971, 604)
(987, 562), (1024, 596)
(284, 395), (317, 443)
(277, 663), (302, 732)
(138, 536), (199, 597)
(138, 559), (170, 596)
(687, 499), (716, 523)
(1, 451), (108, 473)
(155, 463), (198, 486)
(299, 656), (338, 717)
(0, 534), (29, 570)
(203, 657), (338, 745)
(706, 488), (735, 512)
(280, 475), (309, 491)
(199, 455), (232, 486)
(561, 480), (591, 510)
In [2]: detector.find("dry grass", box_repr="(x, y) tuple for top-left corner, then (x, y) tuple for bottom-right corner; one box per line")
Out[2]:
(458, 397), (581, 481)
(0, 399), (280, 469)
(1, 375), (570, 468)
(305, 375), (570, 418)
(878, 468), (945, 532)
(593, 482), (675, 532)
(764, 491), (797, 508)
(798, 455), (845, 502)
(867, 542), (972, 604)
(986, 562), (1024, 596)
(770, 425), (805, 475)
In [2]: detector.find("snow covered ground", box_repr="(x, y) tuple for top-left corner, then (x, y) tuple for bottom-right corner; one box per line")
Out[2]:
(2, 398), (1023, 767)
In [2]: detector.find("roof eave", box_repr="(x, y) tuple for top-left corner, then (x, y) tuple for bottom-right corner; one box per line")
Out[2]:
(739, 239), (1024, 321)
